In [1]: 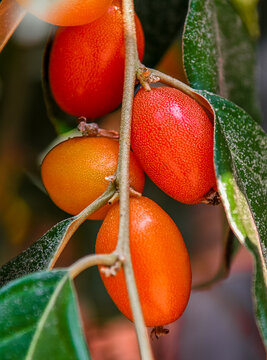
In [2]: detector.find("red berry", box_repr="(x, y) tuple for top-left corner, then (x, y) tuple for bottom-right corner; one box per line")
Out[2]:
(96, 197), (192, 326)
(49, 3), (145, 119)
(131, 87), (216, 204)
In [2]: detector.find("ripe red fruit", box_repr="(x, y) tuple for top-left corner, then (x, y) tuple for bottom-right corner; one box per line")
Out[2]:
(41, 137), (145, 220)
(131, 87), (216, 204)
(96, 197), (192, 327)
(16, 0), (112, 26)
(49, 3), (145, 119)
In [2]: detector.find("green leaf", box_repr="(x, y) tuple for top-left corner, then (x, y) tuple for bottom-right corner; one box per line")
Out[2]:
(135, 0), (188, 67)
(183, 0), (260, 121)
(0, 270), (90, 360)
(198, 89), (267, 344)
(0, 218), (75, 287)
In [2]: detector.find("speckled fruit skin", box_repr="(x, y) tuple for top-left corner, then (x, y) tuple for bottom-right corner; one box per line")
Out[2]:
(41, 137), (145, 220)
(131, 87), (216, 204)
(16, 0), (112, 26)
(49, 3), (145, 119)
(95, 197), (192, 327)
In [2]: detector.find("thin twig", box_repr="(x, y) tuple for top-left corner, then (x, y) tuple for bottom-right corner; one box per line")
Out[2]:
(50, 183), (116, 268)
(115, 1), (154, 359)
(74, 182), (116, 224)
(69, 253), (119, 278)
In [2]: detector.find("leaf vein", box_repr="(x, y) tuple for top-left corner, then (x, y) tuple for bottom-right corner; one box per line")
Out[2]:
(25, 274), (68, 360)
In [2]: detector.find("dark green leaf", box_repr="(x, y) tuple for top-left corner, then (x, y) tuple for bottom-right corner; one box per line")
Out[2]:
(198, 89), (267, 344)
(0, 270), (90, 360)
(0, 218), (75, 287)
(135, 0), (188, 66)
(183, 0), (260, 121)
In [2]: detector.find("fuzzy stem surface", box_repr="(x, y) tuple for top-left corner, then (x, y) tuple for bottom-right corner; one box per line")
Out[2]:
(115, 1), (154, 359)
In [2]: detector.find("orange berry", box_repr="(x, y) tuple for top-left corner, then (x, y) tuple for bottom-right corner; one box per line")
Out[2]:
(131, 87), (216, 204)
(16, 0), (112, 26)
(41, 137), (145, 220)
(95, 197), (192, 327)
(49, 3), (145, 119)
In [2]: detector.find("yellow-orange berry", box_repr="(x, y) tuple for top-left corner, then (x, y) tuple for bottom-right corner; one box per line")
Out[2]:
(41, 137), (145, 220)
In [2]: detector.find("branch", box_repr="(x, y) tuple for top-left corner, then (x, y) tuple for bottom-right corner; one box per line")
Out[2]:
(115, 1), (154, 359)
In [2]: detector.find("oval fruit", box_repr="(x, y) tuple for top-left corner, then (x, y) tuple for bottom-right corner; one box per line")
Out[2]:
(16, 0), (112, 26)
(131, 86), (216, 204)
(41, 137), (145, 220)
(49, 3), (145, 119)
(96, 197), (192, 327)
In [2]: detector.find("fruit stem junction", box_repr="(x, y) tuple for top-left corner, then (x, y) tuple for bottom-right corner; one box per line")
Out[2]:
(136, 62), (160, 91)
(69, 253), (120, 279)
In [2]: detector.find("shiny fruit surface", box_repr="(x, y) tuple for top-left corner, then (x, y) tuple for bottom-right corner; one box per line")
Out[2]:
(41, 137), (145, 220)
(16, 0), (112, 26)
(49, 3), (145, 119)
(96, 197), (192, 327)
(131, 86), (216, 204)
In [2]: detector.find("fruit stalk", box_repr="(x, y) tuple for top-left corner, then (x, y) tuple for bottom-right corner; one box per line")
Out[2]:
(147, 67), (213, 116)
(116, 0), (154, 359)
(69, 253), (119, 279)
(49, 183), (116, 268)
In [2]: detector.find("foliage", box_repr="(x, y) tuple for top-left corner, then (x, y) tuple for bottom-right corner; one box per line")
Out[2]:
(0, 218), (74, 287)
(0, 270), (90, 359)
(183, 0), (266, 345)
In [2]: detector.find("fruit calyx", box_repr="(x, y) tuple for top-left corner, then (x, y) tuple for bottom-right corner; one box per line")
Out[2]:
(150, 326), (170, 340)
(202, 188), (221, 205)
(78, 118), (119, 139)
(136, 64), (160, 91)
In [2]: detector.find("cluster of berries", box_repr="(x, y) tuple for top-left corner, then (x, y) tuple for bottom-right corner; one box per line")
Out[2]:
(23, 0), (216, 328)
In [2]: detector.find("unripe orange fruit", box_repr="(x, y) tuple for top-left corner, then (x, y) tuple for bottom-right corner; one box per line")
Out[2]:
(16, 0), (112, 26)
(96, 197), (192, 327)
(49, 3), (145, 119)
(41, 137), (145, 220)
(131, 87), (216, 204)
